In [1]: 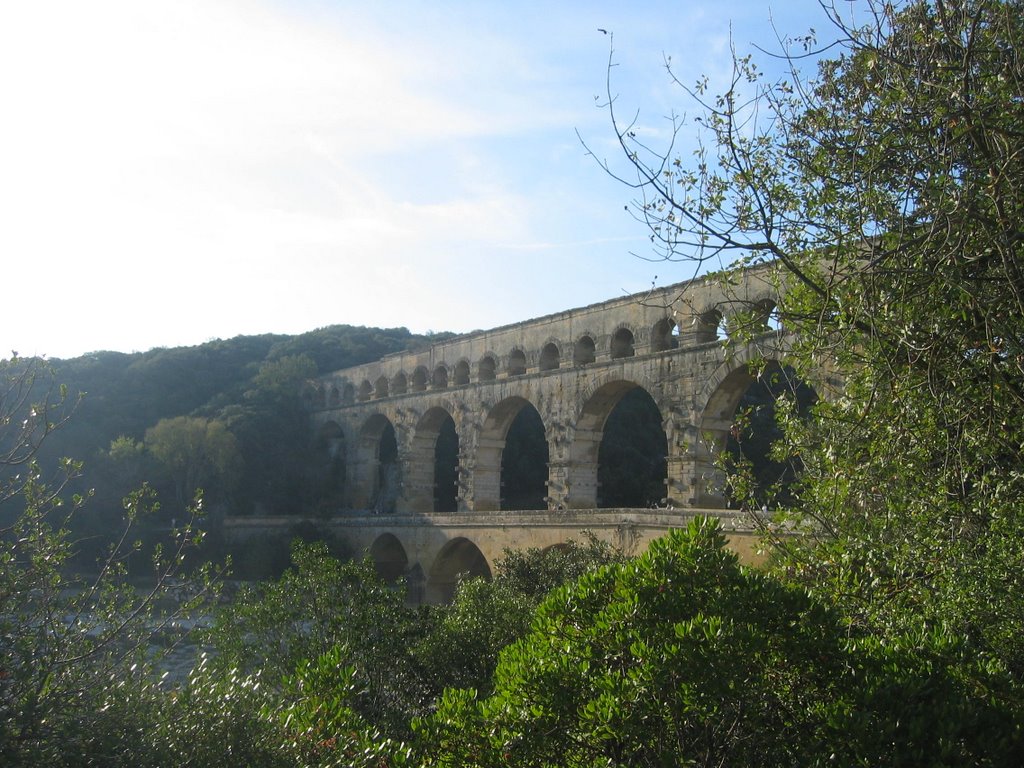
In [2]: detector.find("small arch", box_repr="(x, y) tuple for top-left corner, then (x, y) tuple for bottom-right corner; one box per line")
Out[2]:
(574, 335), (596, 365)
(478, 355), (497, 382)
(610, 327), (635, 359)
(392, 372), (408, 395)
(539, 342), (560, 371)
(454, 360), (470, 385)
(725, 298), (778, 337)
(328, 385), (340, 407)
(357, 380), (373, 402)
(411, 366), (428, 392)
(432, 365), (448, 389)
(426, 537), (491, 603)
(508, 349), (527, 376)
(342, 382), (355, 405)
(369, 533), (409, 584)
(316, 387), (327, 409)
(755, 298), (780, 332)
(374, 375), (390, 399)
(651, 317), (679, 352)
(695, 308), (726, 343)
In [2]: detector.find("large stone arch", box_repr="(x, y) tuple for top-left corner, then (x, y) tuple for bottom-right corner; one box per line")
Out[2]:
(355, 413), (400, 511)
(568, 378), (663, 509)
(473, 396), (546, 511)
(315, 420), (347, 509)
(426, 536), (491, 603)
(598, 388), (667, 508)
(407, 406), (459, 513)
(691, 348), (793, 507)
(369, 532), (408, 583)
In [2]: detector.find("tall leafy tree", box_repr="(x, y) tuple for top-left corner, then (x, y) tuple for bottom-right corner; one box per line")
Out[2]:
(599, 0), (1024, 691)
(145, 416), (241, 508)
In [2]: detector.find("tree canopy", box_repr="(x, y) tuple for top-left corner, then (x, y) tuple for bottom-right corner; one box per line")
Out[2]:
(600, 0), (1024, 706)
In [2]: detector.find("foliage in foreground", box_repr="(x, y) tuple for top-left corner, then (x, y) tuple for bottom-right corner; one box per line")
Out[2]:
(0, 362), (218, 768)
(417, 519), (1019, 767)
(602, 0), (1024, 728)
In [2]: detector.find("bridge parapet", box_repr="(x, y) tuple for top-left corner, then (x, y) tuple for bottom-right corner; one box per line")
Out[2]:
(305, 263), (782, 409)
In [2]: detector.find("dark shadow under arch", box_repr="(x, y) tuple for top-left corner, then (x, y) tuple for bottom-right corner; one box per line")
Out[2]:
(501, 403), (549, 510)
(723, 362), (817, 507)
(369, 533), (408, 583)
(597, 387), (667, 508)
(427, 537), (491, 603)
(360, 414), (399, 513)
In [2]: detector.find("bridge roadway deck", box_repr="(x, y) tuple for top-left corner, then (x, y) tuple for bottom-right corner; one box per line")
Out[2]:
(224, 507), (765, 603)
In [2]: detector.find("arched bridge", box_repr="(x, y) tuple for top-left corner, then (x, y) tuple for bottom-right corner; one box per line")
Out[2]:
(228, 264), (824, 601)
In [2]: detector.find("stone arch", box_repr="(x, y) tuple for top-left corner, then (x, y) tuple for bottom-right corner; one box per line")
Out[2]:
(754, 297), (780, 332)
(598, 388), (667, 508)
(408, 406), (459, 513)
(356, 414), (400, 512)
(692, 349), (812, 507)
(478, 354), (497, 382)
(426, 537), (491, 603)
(342, 382), (355, 405)
(328, 385), (340, 407)
(610, 327), (635, 359)
(369, 533), (408, 583)
(568, 379), (665, 509)
(508, 348), (527, 376)
(392, 371), (408, 395)
(574, 335), (596, 365)
(651, 317), (679, 352)
(315, 420), (347, 508)
(374, 375), (389, 399)
(474, 396), (547, 511)
(411, 366), (428, 392)
(539, 341), (560, 371)
(432, 365), (448, 389)
(357, 380), (373, 402)
(694, 307), (726, 343)
(302, 385), (317, 410)
(453, 359), (470, 385)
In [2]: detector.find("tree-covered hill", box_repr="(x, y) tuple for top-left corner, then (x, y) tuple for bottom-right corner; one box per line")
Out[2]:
(25, 325), (446, 545)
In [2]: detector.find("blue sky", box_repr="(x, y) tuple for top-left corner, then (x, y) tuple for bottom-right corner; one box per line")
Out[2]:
(0, 0), (826, 359)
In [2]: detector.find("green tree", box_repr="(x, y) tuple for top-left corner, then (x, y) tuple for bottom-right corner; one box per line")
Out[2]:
(145, 415), (241, 507)
(416, 535), (624, 698)
(600, 0), (1024, 701)
(248, 354), (317, 400)
(0, 359), (220, 766)
(207, 541), (431, 739)
(417, 519), (1017, 767)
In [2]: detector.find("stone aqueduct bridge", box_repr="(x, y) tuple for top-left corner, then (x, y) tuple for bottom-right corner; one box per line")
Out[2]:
(229, 265), (809, 602)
